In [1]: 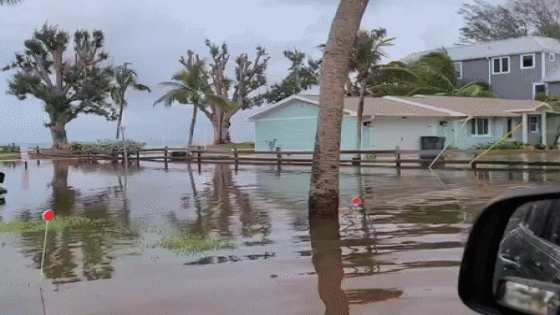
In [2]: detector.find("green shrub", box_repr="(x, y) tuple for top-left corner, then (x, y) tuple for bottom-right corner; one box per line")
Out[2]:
(71, 140), (146, 152)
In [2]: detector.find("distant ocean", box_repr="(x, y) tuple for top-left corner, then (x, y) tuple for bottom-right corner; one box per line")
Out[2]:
(0, 140), (196, 149)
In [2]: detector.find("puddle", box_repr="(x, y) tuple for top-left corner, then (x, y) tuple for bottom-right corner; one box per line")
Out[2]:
(1, 160), (558, 314)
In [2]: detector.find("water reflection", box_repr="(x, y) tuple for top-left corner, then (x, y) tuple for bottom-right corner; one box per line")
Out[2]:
(310, 217), (349, 314)
(8, 161), (138, 288)
(3, 160), (560, 313)
(310, 217), (404, 313)
(168, 163), (271, 258)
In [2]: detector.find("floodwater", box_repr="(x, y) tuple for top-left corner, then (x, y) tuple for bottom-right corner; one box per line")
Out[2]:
(0, 160), (558, 314)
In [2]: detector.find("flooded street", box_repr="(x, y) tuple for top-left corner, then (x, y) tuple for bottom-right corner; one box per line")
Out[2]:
(1, 160), (559, 314)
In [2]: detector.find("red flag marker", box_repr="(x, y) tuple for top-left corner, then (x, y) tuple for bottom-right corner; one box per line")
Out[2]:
(352, 198), (362, 206)
(40, 210), (54, 277)
(42, 210), (55, 222)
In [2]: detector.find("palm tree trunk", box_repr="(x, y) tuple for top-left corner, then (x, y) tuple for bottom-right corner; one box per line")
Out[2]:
(356, 77), (366, 160)
(309, 0), (368, 219)
(116, 101), (124, 140)
(188, 105), (198, 148)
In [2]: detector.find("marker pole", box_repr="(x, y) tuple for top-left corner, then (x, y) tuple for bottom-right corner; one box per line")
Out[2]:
(40, 221), (49, 277)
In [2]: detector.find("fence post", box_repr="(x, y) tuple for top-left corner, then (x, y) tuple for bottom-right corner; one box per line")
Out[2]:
(87, 151), (91, 163)
(276, 147), (282, 171)
(395, 146), (401, 169)
(136, 150), (140, 166)
(234, 148), (239, 172)
(472, 152), (478, 170)
(36, 146), (40, 155)
(164, 146), (169, 170)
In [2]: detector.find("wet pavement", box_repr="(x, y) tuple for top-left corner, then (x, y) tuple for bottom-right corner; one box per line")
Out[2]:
(1, 159), (559, 314)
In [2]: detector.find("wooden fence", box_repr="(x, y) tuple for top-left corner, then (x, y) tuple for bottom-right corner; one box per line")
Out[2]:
(24, 146), (560, 172)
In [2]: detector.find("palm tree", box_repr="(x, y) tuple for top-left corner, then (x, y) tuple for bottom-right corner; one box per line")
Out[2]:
(111, 63), (151, 140)
(0, 0), (21, 5)
(309, 0), (369, 220)
(154, 54), (232, 149)
(351, 28), (395, 158)
(371, 53), (498, 98)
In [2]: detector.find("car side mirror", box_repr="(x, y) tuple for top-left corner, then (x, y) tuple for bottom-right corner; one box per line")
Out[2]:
(459, 187), (560, 315)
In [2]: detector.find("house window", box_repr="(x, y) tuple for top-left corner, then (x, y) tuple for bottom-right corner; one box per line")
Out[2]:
(520, 54), (535, 69)
(471, 118), (489, 136)
(550, 53), (556, 62)
(454, 62), (463, 79)
(533, 83), (547, 100)
(529, 116), (539, 132)
(492, 57), (510, 74)
(507, 118), (513, 138)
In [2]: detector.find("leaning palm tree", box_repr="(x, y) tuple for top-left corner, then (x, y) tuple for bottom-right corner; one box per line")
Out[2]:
(154, 54), (233, 149)
(351, 28), (395, 157)
(0, 0), (21, 5)
(111, 63), (151, 140)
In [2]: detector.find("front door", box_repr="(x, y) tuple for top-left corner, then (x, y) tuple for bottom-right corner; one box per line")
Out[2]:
(527, 115), (541, 145)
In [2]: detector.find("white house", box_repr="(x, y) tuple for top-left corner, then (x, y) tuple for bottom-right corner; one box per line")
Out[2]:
(248, 94), (560, 151)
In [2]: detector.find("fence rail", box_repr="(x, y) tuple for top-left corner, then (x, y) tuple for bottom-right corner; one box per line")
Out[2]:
(11, 146), (560, 172)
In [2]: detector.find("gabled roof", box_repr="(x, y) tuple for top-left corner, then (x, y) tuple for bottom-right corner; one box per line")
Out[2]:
(249, 94), (553, 121)
(400, 95), (552, 117)
(400, 36), (560, 63)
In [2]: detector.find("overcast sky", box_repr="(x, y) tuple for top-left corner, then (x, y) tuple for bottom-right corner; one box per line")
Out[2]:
(0, 0), (504, 147)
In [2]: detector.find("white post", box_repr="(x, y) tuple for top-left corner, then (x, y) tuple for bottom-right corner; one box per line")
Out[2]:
(542, 112), (548, 147)
(522, 113), (529, 144)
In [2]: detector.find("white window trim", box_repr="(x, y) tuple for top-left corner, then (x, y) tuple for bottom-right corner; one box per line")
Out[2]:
(528, 116), (540, 132)
(520, 53), (536, 69)
(550, 53), (556, 62)
(492, 56), (511, 74)
(532, 82), (548, 100)
(470, 118), (492, 137)
(454, 61), (463, 79)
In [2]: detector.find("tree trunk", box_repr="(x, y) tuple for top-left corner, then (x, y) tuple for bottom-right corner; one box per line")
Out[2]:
(309, 0), (369, 219)
(116, 103), (124, 140)
(355, 77), (366, 160)
(220, 113), (233, 144)
(188, 105), (198, 148)
(211, 110), (232, 144)
(50, 120), (69, 149)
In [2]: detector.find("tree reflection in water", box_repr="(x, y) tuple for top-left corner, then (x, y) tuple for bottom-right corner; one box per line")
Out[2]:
(310, 217), (349, 314)
(14, 160), (138, 289)
(171, 163), (272, 264)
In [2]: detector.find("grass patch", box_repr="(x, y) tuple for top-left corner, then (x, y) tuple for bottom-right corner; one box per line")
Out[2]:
(0, 217), (135, 236)
(162, 234), (235, 255)
(209, 142), (255, 151)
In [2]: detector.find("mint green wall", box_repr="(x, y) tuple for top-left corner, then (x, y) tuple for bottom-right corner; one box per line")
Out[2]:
(254, 100), (360, 151)
(255, 118), (318, 151)
(260, 100), (319, 119)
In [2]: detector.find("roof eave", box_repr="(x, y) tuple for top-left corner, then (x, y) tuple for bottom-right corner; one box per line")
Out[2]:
(248, 95), (319, 121)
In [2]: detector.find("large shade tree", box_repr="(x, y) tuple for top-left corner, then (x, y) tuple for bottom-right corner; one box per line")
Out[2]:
(154, 51), (232, 148)
(201, 40), (269, 144)
(3, 24), (117, 149)
(111, 63), (150, 140)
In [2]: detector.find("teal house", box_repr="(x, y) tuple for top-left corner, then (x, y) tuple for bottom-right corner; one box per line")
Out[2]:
(249, 94), (560, 151)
